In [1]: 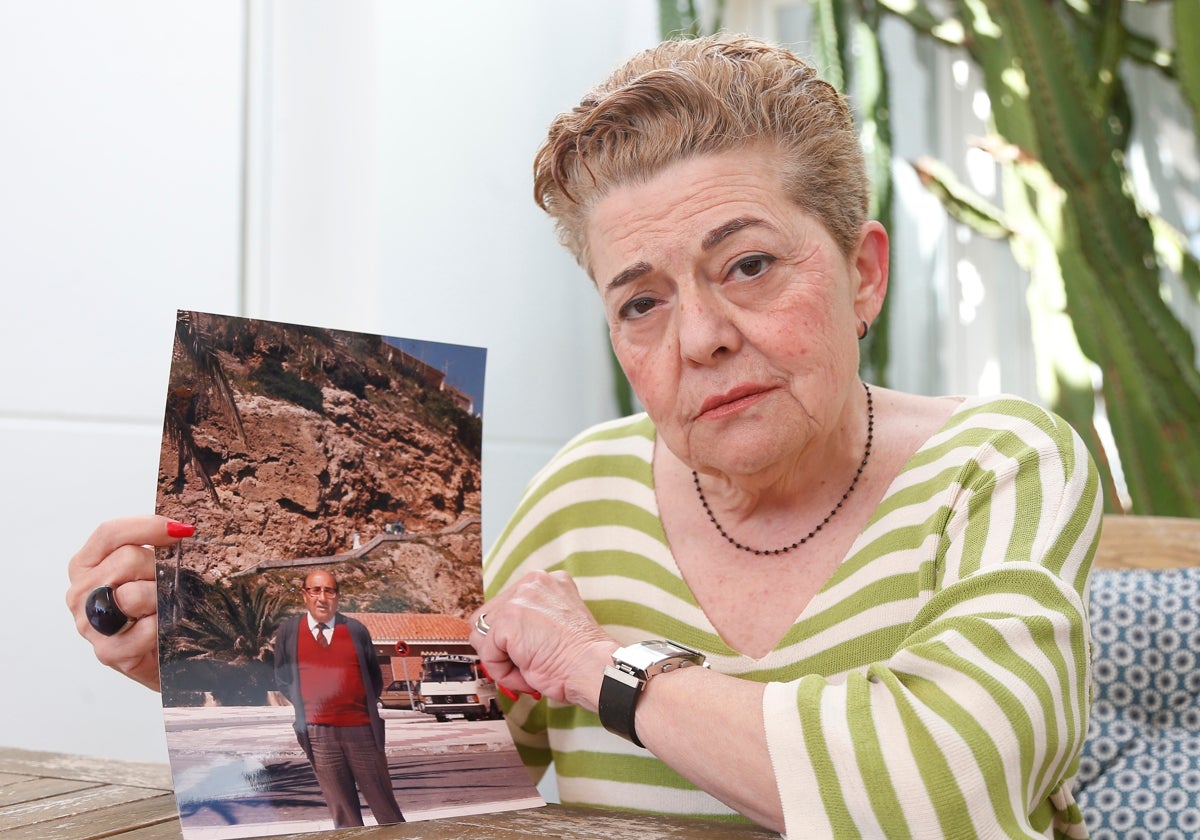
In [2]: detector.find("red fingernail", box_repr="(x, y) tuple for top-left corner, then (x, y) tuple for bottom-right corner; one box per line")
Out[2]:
(528, 691), (542, 701)
(498, 684), (518, 702)
(167, 521), (195, 538)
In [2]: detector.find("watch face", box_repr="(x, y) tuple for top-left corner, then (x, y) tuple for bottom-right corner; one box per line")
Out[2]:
(615, 640), (699, 672)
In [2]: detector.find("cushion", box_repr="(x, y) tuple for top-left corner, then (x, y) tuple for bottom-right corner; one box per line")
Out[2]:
(1074, 566), (1200, 839)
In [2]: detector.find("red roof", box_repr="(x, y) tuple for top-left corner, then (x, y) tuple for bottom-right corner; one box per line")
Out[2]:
(346, 612), (470, 643)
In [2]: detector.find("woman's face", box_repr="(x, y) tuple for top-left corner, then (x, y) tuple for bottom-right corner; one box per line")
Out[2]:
(586, 148), (887, 480)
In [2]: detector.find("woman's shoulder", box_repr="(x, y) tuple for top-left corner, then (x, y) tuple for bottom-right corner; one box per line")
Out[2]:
(559, 411), (656, 451)
(903, 390), (1084, 452)
(944, 392), (1069, 427)
(883, 389), (1094, 489)
(526, 412), (657, 485)
(484, 413), (662, 593)
(494, 413), (658, 541)
(871, 388), (1073, 465)
(899, 392), (1099, 528)
(942, 392), (1090, 462)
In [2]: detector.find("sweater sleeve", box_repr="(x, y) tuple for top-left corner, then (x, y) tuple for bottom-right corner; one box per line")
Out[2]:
(480, 418), (655, 783)
(484, 531), (554, 782)
(765, 407), (1101, 838)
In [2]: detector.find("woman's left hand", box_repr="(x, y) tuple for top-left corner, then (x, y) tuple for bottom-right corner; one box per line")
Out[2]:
(470, 570), (616, 710)
(66, 515), (190, 691)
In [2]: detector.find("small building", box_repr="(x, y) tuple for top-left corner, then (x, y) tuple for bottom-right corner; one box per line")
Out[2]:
(346, 612), (473, 685)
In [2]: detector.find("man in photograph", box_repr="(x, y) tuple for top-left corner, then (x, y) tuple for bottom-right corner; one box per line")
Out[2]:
(273, 569), (405, 827)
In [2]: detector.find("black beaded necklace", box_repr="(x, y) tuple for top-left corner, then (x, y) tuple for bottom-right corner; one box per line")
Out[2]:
(692, 381), (874, 557)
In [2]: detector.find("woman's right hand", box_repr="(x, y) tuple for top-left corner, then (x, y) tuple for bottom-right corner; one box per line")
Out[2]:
(66, 515), (192, 692)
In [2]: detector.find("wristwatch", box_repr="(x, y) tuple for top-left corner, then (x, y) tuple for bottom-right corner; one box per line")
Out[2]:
(598, 639), (709, 747)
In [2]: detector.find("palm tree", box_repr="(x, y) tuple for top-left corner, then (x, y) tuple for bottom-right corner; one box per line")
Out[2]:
(161, 311), (252, 634)
(164, 577), (293, 705)
(164, 310), (246, 504)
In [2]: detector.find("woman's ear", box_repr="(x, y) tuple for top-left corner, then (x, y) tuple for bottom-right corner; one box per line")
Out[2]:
(851, 221), (889, 323)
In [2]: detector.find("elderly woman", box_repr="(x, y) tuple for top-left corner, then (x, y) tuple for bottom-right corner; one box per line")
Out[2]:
(68, 35), (1099, 838)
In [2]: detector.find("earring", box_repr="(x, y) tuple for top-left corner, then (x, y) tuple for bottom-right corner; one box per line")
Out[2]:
(857, 319), (870, 341)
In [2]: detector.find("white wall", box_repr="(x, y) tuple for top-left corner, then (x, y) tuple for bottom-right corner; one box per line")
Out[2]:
(1, 0), (245, 765)
(0, 0), (657, 764)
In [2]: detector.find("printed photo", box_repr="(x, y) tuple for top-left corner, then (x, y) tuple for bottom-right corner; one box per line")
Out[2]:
(153, 311), (542, 839)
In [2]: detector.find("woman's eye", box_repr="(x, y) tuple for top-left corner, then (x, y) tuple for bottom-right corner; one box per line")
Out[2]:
(619, 296), (658, 320)
(732, 255), (773, 279)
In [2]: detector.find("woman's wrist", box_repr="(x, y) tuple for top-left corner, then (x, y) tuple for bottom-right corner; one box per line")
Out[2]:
(566, 639), (621, 713)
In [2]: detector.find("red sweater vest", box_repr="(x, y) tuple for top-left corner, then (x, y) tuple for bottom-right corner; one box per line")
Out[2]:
(297, 622), (371, 727)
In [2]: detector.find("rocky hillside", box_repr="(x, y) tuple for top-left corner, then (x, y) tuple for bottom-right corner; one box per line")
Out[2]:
(155, 312), (484, 616)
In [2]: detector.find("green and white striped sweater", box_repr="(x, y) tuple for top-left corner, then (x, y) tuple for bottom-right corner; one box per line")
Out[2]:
(484, 394), (1101, 838)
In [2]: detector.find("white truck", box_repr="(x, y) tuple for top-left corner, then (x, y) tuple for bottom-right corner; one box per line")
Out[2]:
(415, 652), (503, 722)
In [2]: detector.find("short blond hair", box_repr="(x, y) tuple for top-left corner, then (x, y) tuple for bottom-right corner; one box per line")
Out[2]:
(533, 34), (869, 274)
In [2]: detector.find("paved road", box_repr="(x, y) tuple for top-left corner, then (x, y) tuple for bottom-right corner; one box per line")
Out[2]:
(162, 705), (542, 839)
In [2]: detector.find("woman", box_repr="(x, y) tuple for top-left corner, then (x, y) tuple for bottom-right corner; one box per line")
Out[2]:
(68, 35), (1100, 837)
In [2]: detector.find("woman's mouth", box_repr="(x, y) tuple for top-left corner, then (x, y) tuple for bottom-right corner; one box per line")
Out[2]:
(697, 385), (773, 420)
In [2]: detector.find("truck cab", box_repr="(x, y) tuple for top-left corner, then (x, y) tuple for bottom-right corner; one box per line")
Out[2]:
(416, 652), (503, 722)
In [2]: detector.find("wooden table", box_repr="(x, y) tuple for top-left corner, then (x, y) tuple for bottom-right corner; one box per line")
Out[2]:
(0, 747), (778, 839)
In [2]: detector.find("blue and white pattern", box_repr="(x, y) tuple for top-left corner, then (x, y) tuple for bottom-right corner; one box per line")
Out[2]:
(1075, 566), (1200, 839)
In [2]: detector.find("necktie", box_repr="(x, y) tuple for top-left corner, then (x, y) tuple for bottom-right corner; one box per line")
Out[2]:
(316, 623), (330, 647)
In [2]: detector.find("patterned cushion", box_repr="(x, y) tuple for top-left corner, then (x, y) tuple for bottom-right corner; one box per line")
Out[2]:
(1074, 566), (1200, 839)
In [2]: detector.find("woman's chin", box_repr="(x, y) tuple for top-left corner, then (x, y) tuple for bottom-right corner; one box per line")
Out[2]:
(686, 440), (794, 482)
(680, 417), (802, 473)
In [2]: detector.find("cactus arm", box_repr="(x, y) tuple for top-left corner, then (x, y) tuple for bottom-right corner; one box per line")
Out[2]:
(1061, 0), (1177, 77)
(1175, 0), (1200, 128)
(1090, 0), (1126, 115)
(911, 156), (1014, 239)
(874, 0), (966, 46)
(1150, 215), (1200, 301)
(810, 0), (847, 91)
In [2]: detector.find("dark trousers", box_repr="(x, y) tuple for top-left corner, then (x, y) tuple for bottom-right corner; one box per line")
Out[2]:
(306, 723), (404, 827)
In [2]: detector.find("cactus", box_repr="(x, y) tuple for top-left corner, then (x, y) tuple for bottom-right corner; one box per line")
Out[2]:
(857, 0), (1200, 516)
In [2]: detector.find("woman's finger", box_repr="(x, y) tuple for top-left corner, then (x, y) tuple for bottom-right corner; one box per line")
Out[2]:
(69, 515), (193, 576)
(90, 615), (162, 691)
(67, 516), (191, 610)
(66, 543), (155, 609)
(109, 578), (158, 622)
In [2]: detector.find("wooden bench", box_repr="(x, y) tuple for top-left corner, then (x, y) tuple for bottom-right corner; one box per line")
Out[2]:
(1092, 513), (1200, 570)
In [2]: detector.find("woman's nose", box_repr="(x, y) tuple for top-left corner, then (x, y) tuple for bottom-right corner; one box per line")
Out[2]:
(677, 285), (740, 364)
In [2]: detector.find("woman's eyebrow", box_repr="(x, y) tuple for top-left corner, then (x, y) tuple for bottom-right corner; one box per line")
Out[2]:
(604, 218), (769, 293)
(605, 260), (653, 293)
(702, 217), (766, 251)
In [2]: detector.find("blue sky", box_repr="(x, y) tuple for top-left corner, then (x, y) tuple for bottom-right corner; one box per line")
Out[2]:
(383, 336), (487, 416)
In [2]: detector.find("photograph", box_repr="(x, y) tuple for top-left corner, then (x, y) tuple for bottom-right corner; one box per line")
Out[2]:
(153, 311), (541, 838)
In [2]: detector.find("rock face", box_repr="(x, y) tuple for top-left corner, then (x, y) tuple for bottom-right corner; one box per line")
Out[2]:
(155, 312), (484, 616)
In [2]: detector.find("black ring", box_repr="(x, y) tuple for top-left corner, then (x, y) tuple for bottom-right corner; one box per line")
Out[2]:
(85, 585), (132, 637)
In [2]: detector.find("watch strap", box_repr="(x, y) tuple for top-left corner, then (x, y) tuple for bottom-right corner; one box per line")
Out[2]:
(598, 664), (645, 747)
